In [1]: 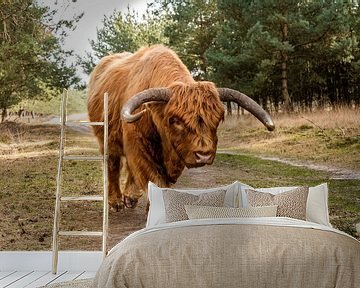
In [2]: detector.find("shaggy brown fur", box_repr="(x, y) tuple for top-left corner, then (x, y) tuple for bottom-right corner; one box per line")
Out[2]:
(88, 45), (225, 210)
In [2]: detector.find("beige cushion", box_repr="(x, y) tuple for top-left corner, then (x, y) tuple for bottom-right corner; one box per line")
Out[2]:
(240, 183), (331, 227)
(162, 189), (226, 223)
(184, 205), (278, 219)
(246, 187), (309, 220)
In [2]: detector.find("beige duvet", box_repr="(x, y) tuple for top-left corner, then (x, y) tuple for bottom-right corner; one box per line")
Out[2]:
(92, 218), (360, 288)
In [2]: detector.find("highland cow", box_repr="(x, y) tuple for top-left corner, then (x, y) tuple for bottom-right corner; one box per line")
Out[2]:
(87, 45), (274, 211)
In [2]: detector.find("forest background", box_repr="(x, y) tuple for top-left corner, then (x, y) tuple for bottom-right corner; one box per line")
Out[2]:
(1, 0), (360, 118)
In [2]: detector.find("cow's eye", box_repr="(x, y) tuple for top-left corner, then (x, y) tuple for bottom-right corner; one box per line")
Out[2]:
(169, 117), (185, 130)
(197, 116), (204, 126)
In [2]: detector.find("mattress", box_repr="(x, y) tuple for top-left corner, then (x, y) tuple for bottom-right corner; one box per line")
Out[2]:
(93, 217), (360, 288)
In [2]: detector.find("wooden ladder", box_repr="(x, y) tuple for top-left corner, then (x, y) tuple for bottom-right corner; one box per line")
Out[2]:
(52, 90), (109, 274)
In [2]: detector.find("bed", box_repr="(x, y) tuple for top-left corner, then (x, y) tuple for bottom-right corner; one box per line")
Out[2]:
(92, 182), (360, 288)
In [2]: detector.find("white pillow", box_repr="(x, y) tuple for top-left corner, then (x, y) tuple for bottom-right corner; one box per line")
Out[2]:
(307, 184), (330, 227)
(146, 181), (241, 228)
(239, 183), (331, 227)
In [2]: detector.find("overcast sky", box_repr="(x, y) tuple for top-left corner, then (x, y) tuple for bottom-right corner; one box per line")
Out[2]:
(42, 0), (149, 80)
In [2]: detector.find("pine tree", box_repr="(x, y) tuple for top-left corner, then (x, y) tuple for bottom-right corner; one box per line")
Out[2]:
(0, 0), (81, 121)
(155, 0), (220, 79)
(79, 7), (168, 75)
(207, 0), (359, 111)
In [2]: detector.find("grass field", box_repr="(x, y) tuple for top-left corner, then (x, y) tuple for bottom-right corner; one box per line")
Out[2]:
(218, 108), (360, 170)
(0, 104), (359, 251)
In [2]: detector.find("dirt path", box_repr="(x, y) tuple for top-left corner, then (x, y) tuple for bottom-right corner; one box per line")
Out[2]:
(217, 150), (360, 180)
(46, 113), (92, 135)
(259, 156), (360, 180)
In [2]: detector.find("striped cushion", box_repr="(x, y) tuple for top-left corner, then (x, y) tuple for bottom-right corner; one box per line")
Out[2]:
(184, 205), (278, 219)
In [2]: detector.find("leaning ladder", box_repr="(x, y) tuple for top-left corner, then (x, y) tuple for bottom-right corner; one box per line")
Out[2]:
(52, 89), (109, 274)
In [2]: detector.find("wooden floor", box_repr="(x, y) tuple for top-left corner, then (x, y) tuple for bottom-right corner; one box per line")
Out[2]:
(0, 270), (95, 288)
(0, 251), (102, 288)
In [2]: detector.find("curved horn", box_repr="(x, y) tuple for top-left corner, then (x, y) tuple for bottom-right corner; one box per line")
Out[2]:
(218, 88), (275, 131)
(121, 88), (171, 123)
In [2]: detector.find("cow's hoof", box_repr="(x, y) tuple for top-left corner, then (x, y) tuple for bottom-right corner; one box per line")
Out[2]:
(124, 196), (138, 209)
(109, 200), (125, 212)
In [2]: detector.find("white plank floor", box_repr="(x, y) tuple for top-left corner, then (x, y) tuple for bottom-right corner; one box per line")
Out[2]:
(0, 251), (102, 288)
(0, 270), (95, 287)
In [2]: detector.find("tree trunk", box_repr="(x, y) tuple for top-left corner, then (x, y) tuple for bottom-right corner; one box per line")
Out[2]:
(1, 108), (7, 122)
(281, 12), (291, 113)
(18, 108), (24, 118)
(226, 102), (232, 115)
(281, 52), (291, 113)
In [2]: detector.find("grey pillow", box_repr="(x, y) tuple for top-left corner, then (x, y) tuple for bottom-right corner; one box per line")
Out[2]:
(246, 187), (309, 220)
(162, 189), (226, 223)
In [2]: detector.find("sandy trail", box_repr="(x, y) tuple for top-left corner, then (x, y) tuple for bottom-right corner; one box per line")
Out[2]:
(46, 113), (92, 135)
(216, 150), (360, 180)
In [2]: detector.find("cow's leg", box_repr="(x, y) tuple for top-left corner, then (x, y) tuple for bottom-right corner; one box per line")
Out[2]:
(123, 126), (173, 210)
(122, 168), (143, 208)
(125, 170), (167, 213)
(108, 155), (124, 211)
(95, 129), (125, 211)
(123, 156), (170, 210)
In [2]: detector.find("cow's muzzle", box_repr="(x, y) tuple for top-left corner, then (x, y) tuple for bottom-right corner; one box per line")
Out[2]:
(194, 152), (214, 165)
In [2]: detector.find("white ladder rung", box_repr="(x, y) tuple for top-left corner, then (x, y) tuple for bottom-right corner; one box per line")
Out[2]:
(59, 231), (103, 237)
(61, 195), (103, 201)
(63, 156), (103, 161)
(65, 121), (104, 126)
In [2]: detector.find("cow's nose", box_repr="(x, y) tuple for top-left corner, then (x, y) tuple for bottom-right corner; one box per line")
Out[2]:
(195, 152), (213, 164)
